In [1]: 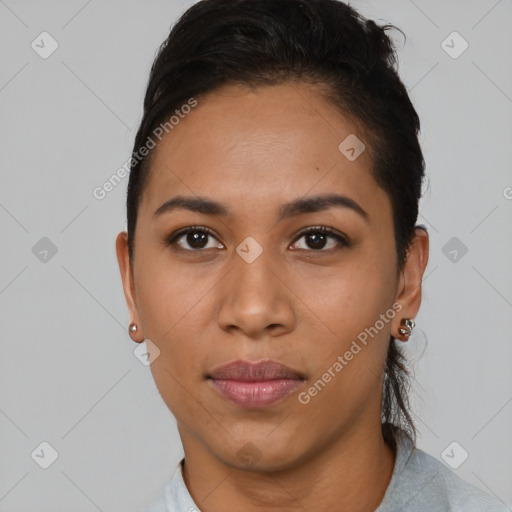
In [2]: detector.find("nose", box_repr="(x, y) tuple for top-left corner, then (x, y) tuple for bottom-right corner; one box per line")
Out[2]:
(216, 249), (296, 339)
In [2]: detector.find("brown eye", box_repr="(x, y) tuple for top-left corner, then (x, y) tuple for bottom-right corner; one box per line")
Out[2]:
(290, 226), (348, 251)
(167, 227), (224, 251)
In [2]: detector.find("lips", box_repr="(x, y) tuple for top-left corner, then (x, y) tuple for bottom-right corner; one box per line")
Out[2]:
(208, 359), (306, 381)
(207, 359), (306, 408)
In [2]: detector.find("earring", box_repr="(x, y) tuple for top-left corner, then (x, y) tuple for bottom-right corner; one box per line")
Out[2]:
(397, 318), (415, 340)
(128, 322), (144, 343)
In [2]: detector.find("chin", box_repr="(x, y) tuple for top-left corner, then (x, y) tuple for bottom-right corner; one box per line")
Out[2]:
(217, 435), (311, 473)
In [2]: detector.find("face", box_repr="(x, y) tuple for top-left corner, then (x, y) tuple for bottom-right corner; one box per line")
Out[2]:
(116, 81), (428, 472)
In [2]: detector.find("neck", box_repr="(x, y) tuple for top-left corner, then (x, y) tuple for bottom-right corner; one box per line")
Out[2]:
(180, 422), (396, 512)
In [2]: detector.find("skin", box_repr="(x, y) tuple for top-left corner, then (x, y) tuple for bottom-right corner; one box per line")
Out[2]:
(116, 81), (429, 512)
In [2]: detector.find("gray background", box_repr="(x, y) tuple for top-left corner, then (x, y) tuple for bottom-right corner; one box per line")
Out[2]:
(1, 0), (511, 510)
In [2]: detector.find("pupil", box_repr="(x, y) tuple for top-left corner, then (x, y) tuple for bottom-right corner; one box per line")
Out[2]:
(307, 232), (326, 249)
(188, 232), (208, 248)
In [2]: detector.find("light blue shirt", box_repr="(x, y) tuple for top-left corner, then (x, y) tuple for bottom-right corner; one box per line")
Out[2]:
(143, 431), (510, 511)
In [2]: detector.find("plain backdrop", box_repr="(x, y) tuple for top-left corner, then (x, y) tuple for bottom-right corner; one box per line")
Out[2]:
(1, 0), (511, 510)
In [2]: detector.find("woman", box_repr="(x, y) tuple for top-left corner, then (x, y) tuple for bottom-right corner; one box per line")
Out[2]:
(116, 0), (508, 510)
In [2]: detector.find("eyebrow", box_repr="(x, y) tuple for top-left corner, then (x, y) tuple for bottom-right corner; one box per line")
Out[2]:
(153, 194), (369, 223)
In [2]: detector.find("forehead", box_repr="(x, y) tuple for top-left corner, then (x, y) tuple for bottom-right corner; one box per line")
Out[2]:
(138, 82), (391, 225)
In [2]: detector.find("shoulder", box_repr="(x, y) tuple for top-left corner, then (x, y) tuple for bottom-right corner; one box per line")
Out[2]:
(378, 434), (510, 512)
(408, 447), (509, 511)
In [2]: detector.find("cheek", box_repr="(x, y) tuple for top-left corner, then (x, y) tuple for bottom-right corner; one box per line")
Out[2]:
(135, 253), (214, 338)
(133, 262), (219, 405)
(288, 254), (395, 385)
(139, 267), (212, 412)
(292, 254), (393, 333)
(296, 277), (392, 424)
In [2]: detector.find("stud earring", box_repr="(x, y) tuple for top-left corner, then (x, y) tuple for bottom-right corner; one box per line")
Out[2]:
(128, 322), (144, 343)
(397, 318), (415, 340)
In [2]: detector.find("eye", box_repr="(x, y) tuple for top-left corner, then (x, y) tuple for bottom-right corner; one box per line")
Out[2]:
(290, 226), (349, 251)
(165, 225), (348, 252)
(167, 226), (224, 251)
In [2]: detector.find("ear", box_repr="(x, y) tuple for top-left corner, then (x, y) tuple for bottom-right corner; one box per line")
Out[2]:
(393, 227), (429, 340)
(116, 231), (144, 342)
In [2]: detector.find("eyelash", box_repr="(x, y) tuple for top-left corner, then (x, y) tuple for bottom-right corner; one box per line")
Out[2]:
(166, 225), (349, 252)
